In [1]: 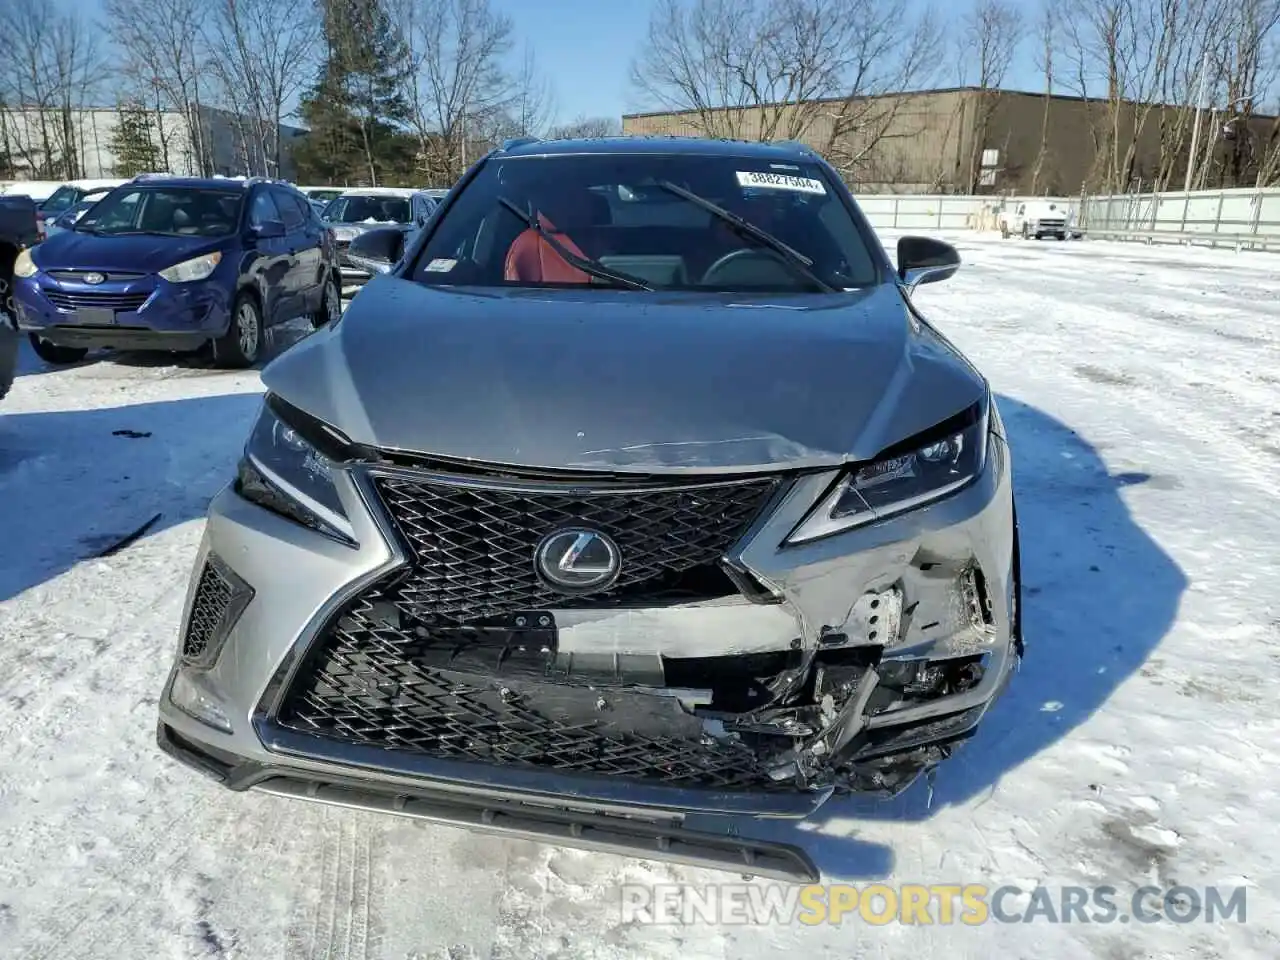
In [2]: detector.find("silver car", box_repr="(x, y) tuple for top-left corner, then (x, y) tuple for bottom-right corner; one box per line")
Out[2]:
(158, 137), (1021, 881)
(321, 189), (436, 287)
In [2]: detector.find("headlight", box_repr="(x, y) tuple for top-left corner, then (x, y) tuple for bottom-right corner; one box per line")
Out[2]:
(787, 401), (990, 544)
(159, 251), (222, 283)
(13, 248), (36, 278)
(235, 399), (356, 544)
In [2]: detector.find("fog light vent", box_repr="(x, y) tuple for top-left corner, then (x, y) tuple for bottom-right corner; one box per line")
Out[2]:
(181, 554), (254, 666)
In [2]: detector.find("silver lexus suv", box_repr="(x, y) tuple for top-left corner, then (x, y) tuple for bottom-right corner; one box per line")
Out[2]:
(158, 136), (1022, 881)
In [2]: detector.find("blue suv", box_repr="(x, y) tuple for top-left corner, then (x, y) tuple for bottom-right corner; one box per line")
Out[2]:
(12, 176), (342, 368)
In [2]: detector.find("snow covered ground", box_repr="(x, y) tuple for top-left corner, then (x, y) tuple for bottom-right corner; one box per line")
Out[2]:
(1, 235), (1278, 958)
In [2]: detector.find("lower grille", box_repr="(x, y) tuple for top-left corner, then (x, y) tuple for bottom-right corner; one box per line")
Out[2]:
(370, 471), (782, 624)
(46, 290), (150, 312)
(278, 586), (794, 791)
(181, 555), (253, 666)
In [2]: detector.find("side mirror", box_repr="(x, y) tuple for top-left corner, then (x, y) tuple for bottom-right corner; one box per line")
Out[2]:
(253, 219), (287, 239)
(347, 226), (405, 274)
(896, 236), (960, 291)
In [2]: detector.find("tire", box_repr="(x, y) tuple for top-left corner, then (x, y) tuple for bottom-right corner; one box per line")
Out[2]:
(212, 292), (264, 369)
(29, 333), (88, 365)
(1000, 223), (1010, 239)
(1056, 232), (1066, 241)
(0, 330), (17, 401)
(1021, 223), (1030, 240)
(311, 273), (341, 329)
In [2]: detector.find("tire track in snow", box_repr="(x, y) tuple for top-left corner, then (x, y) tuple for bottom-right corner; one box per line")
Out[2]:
(295, 808), (380, 960)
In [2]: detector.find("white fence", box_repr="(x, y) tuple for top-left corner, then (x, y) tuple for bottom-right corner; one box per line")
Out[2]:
(853, 194), (1044, 232)
(1078, 187), (1280, 248)
(855, 187), (1280, 250)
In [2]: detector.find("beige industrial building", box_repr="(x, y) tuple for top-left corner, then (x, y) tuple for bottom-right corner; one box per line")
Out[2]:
(624, 87), (1277, 195)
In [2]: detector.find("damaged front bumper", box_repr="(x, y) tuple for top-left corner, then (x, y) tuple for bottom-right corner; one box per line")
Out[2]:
(159, 430), (1018, 879)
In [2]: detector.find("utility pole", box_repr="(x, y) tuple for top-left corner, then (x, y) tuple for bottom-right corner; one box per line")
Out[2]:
(1184, 49), (1210, 193)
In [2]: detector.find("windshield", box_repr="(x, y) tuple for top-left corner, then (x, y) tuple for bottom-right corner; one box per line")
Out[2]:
(57, 197), (99, 225)
(76, 186), (244, 237)
(406, 154), (879, 291)
(323, 195), (411, 224)
(41, 186), (82, 215)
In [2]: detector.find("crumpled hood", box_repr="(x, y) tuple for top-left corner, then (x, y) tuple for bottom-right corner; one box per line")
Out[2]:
(262, 279), (987, 472)
(33, 231), (223, 273)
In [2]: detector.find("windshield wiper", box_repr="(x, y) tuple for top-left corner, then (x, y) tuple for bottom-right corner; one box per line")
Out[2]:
(496, 196), (652, 291)
(78, 228), (167, 237)
(653, 179), (838, 293)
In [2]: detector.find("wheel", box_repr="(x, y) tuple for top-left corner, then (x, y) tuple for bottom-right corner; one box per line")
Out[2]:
(1021, 223), (1030, 240)
(312, 273), (341, 329)
(0, 330), (16, 401)
(28, 333), (88, 365)
(1056, 233), (1066, 241)
(1000, 223), (1010, 239)
(212, 293), (264, 368)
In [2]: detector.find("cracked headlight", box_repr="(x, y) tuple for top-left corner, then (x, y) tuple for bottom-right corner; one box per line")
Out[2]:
(235, 398), (356, 544)
(159, 251), (222, 283)
(788, 400), (990, 544)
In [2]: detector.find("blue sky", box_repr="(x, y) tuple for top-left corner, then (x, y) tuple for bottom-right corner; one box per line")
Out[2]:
(495, 0), (661, 120)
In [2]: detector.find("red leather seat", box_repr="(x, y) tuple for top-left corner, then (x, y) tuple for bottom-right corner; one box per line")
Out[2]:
(503, 191), (611, 284)
(503, 214), (593, 284)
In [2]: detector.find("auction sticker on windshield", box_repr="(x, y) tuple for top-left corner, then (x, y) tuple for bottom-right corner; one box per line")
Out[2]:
(736, 171), (827, 194)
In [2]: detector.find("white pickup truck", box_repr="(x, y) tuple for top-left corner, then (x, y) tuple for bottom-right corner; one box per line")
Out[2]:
(998, 200), (1072, 240)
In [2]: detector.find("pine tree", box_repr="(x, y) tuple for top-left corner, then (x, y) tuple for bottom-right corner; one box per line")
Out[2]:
(295, 0), (416, 185)
(109, 103), (163, 177)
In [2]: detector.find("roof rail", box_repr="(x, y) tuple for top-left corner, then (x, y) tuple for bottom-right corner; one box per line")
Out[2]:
(501, 136), (542, 151)
(768, 139), (816, 154)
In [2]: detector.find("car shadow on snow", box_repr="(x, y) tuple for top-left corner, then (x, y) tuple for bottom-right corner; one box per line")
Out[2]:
(0, 391), (262, 604)
(691, 393), (1188, 880)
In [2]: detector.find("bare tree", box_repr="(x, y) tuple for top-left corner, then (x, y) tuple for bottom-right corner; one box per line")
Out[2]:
(1057, 0), (1265, 194)
(205, 0), (320, 177)
(1029, 3), (1055, 192)
(491, 47), (556, 140)
(547, 115), (623, 139)
(392, 0), (520, 182)
(1210, 0), (1280, 186)
(960, 0), (1024, 192)
(0, 0), (105, 178)
(630, 0), (942, 181)
(103, 0), (211, 175)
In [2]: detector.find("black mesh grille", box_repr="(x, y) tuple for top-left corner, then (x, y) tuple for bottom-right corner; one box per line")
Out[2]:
(181, 556), (253, 665)
(370, 472), (782, 625)
(278, 588), (792, 791)
(46, 290), (150, 312)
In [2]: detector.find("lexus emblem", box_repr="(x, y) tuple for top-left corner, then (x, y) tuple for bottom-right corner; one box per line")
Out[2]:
(535, 528), (621, 594)
(83, 272), (105, 285)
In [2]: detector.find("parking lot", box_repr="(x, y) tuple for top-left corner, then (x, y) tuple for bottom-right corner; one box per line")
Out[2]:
(1, 233), (1278, 958)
